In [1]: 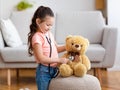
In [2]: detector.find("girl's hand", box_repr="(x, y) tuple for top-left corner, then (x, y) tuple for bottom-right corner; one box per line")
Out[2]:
(59, 58), (69, 64)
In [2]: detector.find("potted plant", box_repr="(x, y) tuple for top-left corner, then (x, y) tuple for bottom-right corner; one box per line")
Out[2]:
(16, 0), (33, 11)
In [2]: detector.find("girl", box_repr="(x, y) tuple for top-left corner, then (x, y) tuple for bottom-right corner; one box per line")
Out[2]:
(28, 6), (68, 90)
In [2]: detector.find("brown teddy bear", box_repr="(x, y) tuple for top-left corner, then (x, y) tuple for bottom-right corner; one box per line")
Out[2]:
(59, 35), (91, 77)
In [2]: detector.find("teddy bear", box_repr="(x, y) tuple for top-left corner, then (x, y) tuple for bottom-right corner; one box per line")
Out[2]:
(59, 35), (91, 77)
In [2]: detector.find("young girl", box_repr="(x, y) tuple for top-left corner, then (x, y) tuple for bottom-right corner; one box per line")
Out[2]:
(28, 6), (68, 90)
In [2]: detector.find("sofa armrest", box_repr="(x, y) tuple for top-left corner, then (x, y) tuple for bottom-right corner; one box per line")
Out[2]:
(102, 26), (118, 67)
(0, 30), (5, 49)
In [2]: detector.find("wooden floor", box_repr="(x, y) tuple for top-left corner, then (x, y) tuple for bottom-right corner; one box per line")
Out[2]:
(0, 69), (120, 90)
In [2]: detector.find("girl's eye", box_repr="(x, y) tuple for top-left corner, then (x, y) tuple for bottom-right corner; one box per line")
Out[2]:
(81, 45), (83, 47)
(47, 24), (52, 27)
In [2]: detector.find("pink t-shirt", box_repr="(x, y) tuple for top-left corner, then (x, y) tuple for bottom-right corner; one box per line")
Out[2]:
(32, 31), (58, 67)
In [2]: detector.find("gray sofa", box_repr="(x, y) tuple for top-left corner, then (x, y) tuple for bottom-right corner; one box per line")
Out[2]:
(0, 11), (118, 85)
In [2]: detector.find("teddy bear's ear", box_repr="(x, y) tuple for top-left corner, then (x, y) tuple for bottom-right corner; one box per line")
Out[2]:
(66, 35), (72, 41)
(85, 39), (89, 46)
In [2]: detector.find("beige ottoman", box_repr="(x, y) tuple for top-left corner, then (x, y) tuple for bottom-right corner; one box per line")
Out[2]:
(49, 74), (101, 90)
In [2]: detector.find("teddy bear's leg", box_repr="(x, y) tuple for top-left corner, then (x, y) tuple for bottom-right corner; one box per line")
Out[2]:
(59, 64), (73, 77)
(81, 55), (91, 70)
(73, 63), (87, 77)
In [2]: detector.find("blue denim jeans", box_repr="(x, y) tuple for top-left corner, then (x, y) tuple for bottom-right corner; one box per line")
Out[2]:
(36, 64), (58, 90)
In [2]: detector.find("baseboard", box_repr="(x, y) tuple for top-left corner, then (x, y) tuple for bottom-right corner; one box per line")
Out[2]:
(108, 65), (120, 71)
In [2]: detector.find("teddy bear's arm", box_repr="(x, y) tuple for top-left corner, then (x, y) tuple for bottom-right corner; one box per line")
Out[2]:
(81, 55), (91, 70)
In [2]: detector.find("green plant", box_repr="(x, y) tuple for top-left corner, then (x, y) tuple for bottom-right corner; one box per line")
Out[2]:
(16, 0), (33, 11)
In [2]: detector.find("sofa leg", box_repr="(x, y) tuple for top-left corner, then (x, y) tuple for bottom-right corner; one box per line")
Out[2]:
(7, 69), (11, 86)
(94, 68), (102, 84)
(16, 69), (19, 79)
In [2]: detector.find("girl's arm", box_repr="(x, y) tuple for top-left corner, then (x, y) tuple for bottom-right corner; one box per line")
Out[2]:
(55, 41), (66, 53)
(33, 43), (68, 64)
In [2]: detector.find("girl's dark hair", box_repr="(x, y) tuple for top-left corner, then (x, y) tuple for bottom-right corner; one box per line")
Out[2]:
(28, 6), (54, 56)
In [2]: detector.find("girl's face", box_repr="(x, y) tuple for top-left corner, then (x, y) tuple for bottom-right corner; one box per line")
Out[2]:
(37, 16), (54, 34)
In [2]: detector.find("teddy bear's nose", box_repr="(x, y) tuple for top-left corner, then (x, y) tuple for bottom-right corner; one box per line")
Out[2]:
(75, 45), (79, 48)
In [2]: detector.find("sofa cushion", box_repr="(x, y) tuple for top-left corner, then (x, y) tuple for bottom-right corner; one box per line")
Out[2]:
(0, 19), (23, 47)
(10, 11), (34, 44)
(0, 45), (35, 62)
(55, 11), (105, 44)
(86, 44), (105, 62)
(59, 44), (105, 62)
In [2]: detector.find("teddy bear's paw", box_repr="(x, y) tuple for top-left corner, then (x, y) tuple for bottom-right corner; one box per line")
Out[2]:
(74, 64), (87, 77)
(59, 64), (73, 77)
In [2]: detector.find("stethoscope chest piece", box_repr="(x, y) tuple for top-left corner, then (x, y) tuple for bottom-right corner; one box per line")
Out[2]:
(68, 56), (74, 61)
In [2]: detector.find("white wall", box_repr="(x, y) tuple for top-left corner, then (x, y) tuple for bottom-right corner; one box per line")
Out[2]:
(35, 0), (96, 12)
(0, 0), (96, 19)
(0, 0), (20, 19)
(107, 0), (120, 71)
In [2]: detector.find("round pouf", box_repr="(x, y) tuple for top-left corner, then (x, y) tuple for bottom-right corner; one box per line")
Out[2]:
(49, 74), (101, 90)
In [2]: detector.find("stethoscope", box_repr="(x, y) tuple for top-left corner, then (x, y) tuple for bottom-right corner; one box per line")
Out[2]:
(45, 36), (52, 57)
(45, 35), (59, 78)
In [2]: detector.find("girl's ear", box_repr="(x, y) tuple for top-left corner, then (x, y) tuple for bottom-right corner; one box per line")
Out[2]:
(36, 18), (41, 26)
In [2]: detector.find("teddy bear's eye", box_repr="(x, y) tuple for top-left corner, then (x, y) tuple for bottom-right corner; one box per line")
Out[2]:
(72, 43), (74, 45)
(81, 45), (83, 47)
